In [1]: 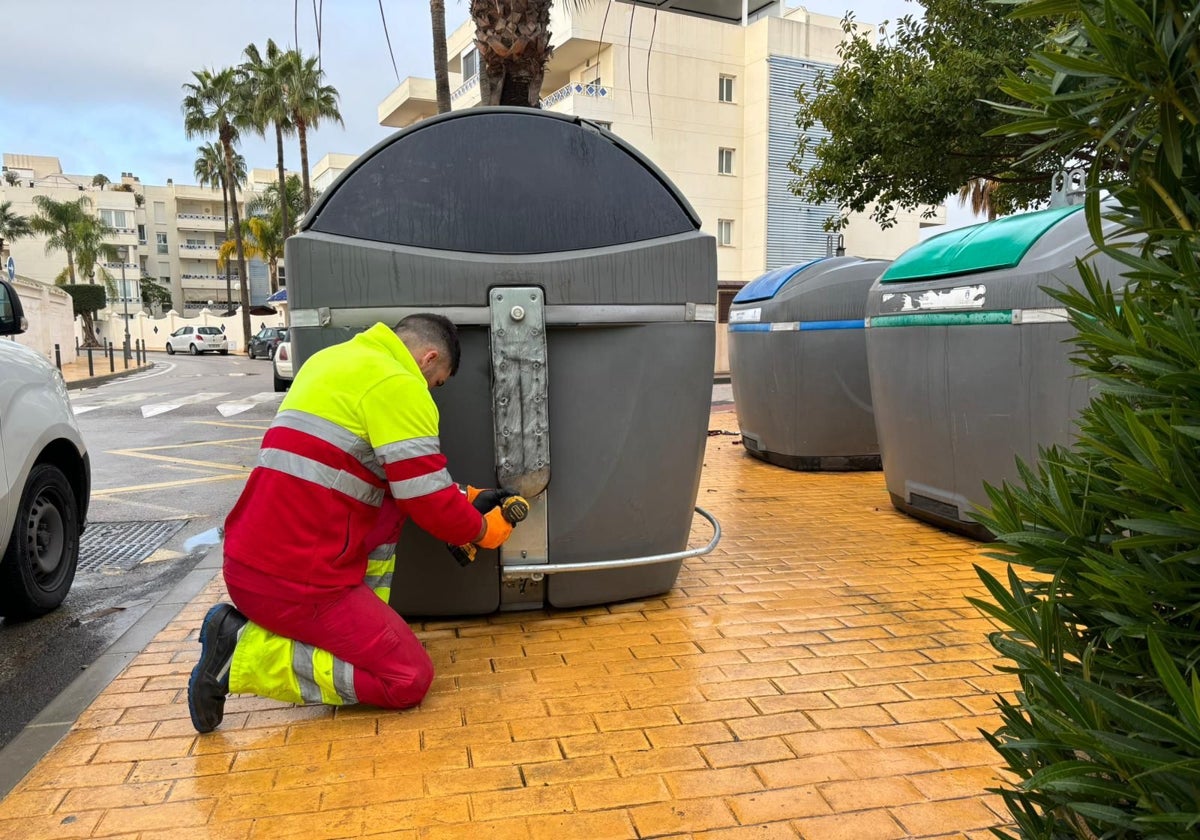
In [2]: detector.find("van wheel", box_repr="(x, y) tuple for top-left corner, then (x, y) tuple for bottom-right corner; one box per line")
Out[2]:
(0, 464), (80, 620)
(218, 349), (228, 355)
(274, 372), (289, 392)
(166, 344), (175, 355)
(189, 344), (200, 356)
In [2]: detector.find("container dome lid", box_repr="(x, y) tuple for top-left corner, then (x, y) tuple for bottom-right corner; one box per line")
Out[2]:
(302, 108), (701, 255)
(733, 259), (825, 303)
(880, 205), (1084, 284)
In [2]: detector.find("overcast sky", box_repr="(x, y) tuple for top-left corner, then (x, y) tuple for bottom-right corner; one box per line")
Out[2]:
(1, 0), (919, 185)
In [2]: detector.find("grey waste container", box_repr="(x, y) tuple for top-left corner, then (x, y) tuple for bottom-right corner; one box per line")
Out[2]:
(284, 107), (720, 615)
(865, 204), (1127, 538)
(728, 256), (889, 470)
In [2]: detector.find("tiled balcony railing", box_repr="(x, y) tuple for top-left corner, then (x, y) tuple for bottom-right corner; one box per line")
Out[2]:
(540, 81), (609, 109)
(451, 73), (480, 102)
(178, 213), (224, 223)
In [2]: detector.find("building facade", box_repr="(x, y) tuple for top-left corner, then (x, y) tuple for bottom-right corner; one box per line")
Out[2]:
(1, 153), (273, 316)
(376, 2), (945, 291)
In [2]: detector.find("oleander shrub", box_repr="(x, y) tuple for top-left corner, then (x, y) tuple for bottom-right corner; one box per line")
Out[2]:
(970, 0), (1200, 836)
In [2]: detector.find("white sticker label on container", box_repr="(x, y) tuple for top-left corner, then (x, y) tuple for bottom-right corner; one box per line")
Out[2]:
(730, 308), (762, 323)
(880, 285), (987, 313)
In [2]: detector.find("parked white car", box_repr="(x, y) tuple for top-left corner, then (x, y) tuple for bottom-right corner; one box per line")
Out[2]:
(166, 325), (229, 355)
(0, 279), (91, 619)
(273, 340), (294, 392)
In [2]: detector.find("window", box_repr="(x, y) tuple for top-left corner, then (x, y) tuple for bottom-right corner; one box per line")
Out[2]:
(153, 201), (166, 223)
(156, 233), (169, 254)
(718, 148), (735, 175)
(719, 75), (735, 103)
(186, 238), (207, 248)
(462, 48), (479, 80)
(718, 219), (734, 247)
(137, 224), (146, 244)
(99, 208), (130, 229)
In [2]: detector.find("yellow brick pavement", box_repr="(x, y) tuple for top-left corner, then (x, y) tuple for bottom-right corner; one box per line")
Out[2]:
(0, 409), (1017, 839)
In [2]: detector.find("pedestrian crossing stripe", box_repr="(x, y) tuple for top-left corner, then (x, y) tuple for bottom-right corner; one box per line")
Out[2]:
(217, 393), (286, 417)
(140, 393), (231, 418)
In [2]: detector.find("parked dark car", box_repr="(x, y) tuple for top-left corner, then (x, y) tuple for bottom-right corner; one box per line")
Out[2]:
(248, 326), (288, 360)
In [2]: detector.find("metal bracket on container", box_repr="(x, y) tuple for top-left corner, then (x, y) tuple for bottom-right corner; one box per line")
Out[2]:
(500, 507), (722, 579)
(490, 287), (551, 499)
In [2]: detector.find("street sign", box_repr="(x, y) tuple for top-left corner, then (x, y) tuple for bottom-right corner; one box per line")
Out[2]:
(5, 256), (13, 281)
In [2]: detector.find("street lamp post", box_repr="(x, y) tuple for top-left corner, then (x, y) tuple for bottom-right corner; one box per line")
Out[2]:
(116, 245), (131, 363)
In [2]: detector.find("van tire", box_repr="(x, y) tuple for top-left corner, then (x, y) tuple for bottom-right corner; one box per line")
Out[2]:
(0, 464), (80, 620)
(274, 372), (289, 392)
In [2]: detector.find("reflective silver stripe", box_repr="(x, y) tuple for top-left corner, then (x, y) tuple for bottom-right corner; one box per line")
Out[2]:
(292, 643), (324, 704)
(364, 571), (394, 592)
(260, 448), (385, 506)
(333, 659), (357, 705)
(389, 469), (453, 500)
(368, 542), (397, 560)
(272, 410), (385, 479)
(376, 437), (441, 465)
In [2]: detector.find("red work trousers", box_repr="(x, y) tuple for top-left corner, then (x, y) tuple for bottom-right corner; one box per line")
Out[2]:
(226, 579), (434, 709)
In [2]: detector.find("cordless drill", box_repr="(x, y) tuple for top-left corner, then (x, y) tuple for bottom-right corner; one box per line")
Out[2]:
(449, 494), (530, 566)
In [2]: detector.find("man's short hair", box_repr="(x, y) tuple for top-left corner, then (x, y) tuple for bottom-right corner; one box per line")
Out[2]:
(395, 313), (461, 376)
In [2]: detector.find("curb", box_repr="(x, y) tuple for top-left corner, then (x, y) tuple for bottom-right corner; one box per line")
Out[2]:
(65, 361), (156, 390)
(0, 544), (222, 799)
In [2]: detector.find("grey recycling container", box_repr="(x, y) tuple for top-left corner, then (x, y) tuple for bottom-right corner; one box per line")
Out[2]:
(284, 107), (719, 615)
(865, 204), (1127, 539)
(728, 256), (889, 470)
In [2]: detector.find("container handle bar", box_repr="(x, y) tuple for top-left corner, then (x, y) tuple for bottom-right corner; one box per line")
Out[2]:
(499, 507), (721, 578)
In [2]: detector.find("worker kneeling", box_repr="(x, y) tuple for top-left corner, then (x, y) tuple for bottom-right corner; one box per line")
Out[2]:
(187, 314), (519, 733)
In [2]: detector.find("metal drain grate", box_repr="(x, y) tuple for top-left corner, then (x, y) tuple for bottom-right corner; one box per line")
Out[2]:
(78, 520), (189, 573)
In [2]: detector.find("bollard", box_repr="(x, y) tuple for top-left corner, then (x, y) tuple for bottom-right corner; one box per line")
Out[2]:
(122, 337), (130, 370)
(108, 341), (115, 373)
(54, 344), (62, 370)
(135, 339), (142, 366)
(87, 345), (94, 377)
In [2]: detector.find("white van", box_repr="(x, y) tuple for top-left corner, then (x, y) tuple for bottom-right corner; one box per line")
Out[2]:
(0, 279), (91, 619)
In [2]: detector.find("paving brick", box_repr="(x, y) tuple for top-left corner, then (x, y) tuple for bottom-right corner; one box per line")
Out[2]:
(792, 809), (908, 840)
(526, 810), (637, 840)
(58, 780), (172, 812)
(891, 798), (1004, 835)
(572, 775), (671, 810)
(727, 787), (832, 822)
(818, 776), (927, 810)
(700, 737), (794, 768)
(523, 755), (618, 786)
(665, 766), (763, 799)
(470, 785), (574, 821)
(612, 745), (707, 776)
(94, 799), (215, 834)
(558, 730), (650, 758)
(630, 797), (739, 835)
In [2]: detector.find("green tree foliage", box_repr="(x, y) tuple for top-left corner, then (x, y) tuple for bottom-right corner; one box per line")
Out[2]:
(0, 200), (33, 244)
(29, 195), (91, 284)
(970, 0), (1200, 836)
(789, 1), (1065, 230)
(60, 283), (107, 348)
(139, 275), (173, 311)
(241, 40), (295, 237)
(183, 66), (255, 343)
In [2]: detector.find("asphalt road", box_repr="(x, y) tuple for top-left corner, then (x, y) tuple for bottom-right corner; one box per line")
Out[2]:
(0, 352), (277, 750)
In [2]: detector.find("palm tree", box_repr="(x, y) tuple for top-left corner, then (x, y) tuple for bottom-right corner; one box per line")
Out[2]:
(470, 0), (554, 106)
(183, 67), (254, 345)
(957, 178), (1000, 221)
(219, 216), (283, 294)
(0, 201), (33, 249)
(194, 142), (246, 314)
(29, 195), (92, 284)
(431, 0), (451, 113)
(242, 40), (295, 238)
(285, 51), (343, 211)
(91, 174), (110, 190)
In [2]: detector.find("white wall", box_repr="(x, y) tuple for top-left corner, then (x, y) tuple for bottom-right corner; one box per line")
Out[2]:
(10, 276), (77, 364)
(90, 306), (285, 355)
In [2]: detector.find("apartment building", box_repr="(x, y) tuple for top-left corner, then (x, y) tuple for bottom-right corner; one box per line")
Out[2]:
(1, 153), (272, 315)
(376, 1), (945, 295)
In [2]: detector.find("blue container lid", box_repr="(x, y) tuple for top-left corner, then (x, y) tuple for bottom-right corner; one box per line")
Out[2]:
(733, 258), (826, 303)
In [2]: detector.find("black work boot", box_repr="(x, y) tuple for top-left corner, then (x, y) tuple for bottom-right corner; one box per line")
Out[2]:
(188, 603), (248, 733)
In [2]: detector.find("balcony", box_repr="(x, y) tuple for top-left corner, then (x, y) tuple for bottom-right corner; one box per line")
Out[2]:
(179, 243), (221, 259)
(177, 213), (226, 232)
(539, 81), (612, 118)
(181, 272), (238, 281)
(451, 73), (480, 107)
(378, 76), (439, 128)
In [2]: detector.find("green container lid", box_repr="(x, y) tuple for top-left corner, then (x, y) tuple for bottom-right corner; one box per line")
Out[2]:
(880, 205), (1084, 284)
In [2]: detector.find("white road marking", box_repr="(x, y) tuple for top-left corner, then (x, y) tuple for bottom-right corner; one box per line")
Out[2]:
(72, 392), (159, 415)
(141, 392), (230, 418)
(216, 392), (284, 417)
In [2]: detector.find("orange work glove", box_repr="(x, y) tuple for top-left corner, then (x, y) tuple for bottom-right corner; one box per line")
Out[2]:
(476, 506), (515, 549)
